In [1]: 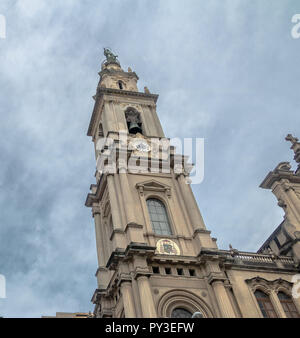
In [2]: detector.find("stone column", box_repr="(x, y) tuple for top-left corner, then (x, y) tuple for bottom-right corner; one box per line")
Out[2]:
(92, 206), (105, 267)
(211, 280), (236, 318)
(149, 104), (165, 137)
(118, 169), (137, 225)
(103, 100), (117, 133)
(107, 174), (122, 228)
(120, 281), (136, 318)
(284, 185), (300, 224)
(273, 181), (300, 225)
(136, 276), (157, 318)
(177, 173), (206, 230)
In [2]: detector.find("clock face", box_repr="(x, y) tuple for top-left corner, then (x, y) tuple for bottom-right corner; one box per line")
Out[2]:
(132, 140), (151, 152)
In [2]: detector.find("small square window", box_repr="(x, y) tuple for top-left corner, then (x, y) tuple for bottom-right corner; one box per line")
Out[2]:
(165, 267), (171, 275)
(152, 266), (160, 274)
(177, 268), (183, 276)
(189, 269), (196, 277)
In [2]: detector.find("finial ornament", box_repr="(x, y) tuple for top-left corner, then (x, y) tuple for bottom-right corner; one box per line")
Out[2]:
(275, 162), (292, 171)
(285, 134), (299, 146)
(103, 48), (120, 65)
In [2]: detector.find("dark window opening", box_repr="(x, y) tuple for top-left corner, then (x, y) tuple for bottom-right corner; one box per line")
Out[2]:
(118, 81), (123, 89)
(171, 308), (192, 318)
(98, 123), (104, 137)
(165, 267), (171, 275)
(152, 266), (160, 274)
(189, 269), (196, 277)
(177, 268), (183, 275)
(273, 237), (281, 249)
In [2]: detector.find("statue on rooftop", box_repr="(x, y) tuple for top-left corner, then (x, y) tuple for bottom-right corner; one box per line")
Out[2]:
(103, 48), (119, 64)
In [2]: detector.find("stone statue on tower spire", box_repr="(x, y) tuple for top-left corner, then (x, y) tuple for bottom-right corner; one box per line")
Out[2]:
(103, 47), (120, 65)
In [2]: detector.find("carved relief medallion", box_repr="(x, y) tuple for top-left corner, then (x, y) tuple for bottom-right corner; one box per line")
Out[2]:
(156, 239), (180, 255)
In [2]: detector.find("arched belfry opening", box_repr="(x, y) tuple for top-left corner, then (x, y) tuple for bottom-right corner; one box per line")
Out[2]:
(125, 107), (143, 134)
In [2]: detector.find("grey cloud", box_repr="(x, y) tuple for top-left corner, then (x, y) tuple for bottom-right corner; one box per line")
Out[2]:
(0, 0), (299, 317)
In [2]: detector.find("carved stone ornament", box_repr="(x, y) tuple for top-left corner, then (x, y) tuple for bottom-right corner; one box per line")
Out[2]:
(156, 239), (180, 255)
(120, 103), (142, 111)
(136, 180), (172, 197)
(285, 134), (299, 146)
(275, 162), (292, 172)
(229, 244), (239, 257)
(245, 276), (293, 294)
(285, 134), (300, 165)
(129, 136), (151, 153)
(277, 198), (287, 209)
(92, 205), (101, 217)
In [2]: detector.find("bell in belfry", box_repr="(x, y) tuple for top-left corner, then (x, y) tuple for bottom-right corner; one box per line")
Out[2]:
(125, 108), (143, 135)
(128, 121), (142, 134)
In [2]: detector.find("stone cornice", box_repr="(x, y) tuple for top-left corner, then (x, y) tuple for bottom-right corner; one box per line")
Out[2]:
(96, 87), (158, 102)
(206, 272), (227, 285)
(136, 179), (172, 197)
(99, 68), (139, 81)
(106, 243), (156, 270)
(85, 174), (107, 207)
(260, 167), (300, 190)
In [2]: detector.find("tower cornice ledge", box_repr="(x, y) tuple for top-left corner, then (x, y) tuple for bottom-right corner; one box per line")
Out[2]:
(106, 243), (156, 270)
(85, 174), (107, 207)
(96, 87), (159, 102)
(260, 164), (300, 189)
(99, 68), (139, 81)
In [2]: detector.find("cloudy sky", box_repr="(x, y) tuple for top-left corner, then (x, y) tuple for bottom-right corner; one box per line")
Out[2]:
(0, 0), (299, 317)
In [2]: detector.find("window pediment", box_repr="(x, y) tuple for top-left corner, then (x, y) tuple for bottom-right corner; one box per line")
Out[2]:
(245, 276), (293, 294)
(136, 180), (171, 197)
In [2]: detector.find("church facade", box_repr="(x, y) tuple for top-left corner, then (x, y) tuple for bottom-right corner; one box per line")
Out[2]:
(85, 50), (300, 318)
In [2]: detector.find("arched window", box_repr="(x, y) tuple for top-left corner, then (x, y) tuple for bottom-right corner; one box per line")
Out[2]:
(171, 308), (192, 318)
(98, 123), (104, 137)
(146, 198), (172, 235)
(277, 292), (300, 318)
(118, 81), (123, 89)
(254, 290), (277, 318)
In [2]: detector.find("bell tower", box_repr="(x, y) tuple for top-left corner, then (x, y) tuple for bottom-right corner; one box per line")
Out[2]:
(86, 49), (237, 318)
